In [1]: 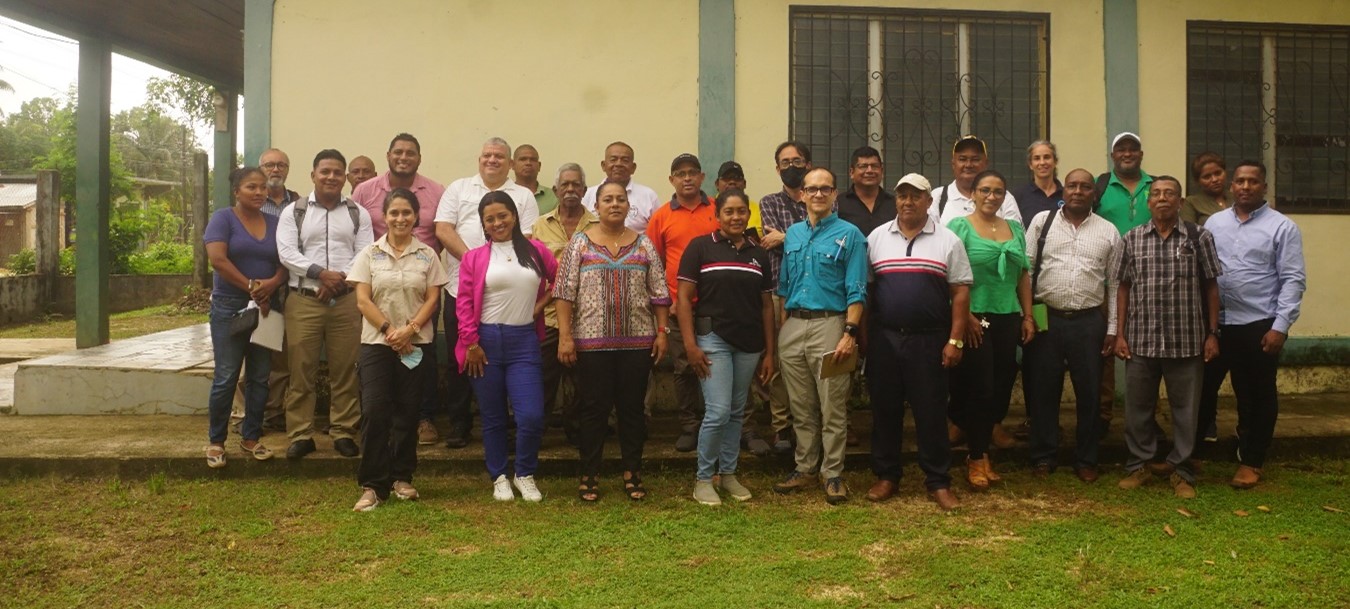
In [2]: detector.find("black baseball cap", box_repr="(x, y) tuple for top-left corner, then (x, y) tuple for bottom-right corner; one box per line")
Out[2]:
(717, 161), (744, 179)
(952, 135), (987, 156)
(670, 153), (701, 173)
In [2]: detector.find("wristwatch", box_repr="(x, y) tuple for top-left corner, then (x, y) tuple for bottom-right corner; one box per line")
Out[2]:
(658, 326), (671, 335)
(1208, 328), (1221, 338)
(379, 321), (391, 334)
(948, 338), (964, 349)
(843, 323), (860, 338)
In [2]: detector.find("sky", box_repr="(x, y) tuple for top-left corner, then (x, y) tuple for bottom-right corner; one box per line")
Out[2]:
(0, 14), (237, 164)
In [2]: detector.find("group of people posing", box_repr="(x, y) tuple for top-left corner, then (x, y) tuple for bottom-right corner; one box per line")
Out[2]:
(202, 130), (1305, 512)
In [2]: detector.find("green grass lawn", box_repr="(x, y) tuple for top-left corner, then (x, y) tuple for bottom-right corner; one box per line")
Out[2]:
(0, 459), (1345, 609)
(0, 305), (206, 340)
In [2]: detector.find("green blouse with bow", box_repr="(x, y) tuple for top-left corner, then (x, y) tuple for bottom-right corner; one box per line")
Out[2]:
(948, 217), (1029, 315)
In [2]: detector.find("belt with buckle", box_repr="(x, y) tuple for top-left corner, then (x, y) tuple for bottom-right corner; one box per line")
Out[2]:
(1047, 307), (1098, 319)
(787, 309), (844, 320)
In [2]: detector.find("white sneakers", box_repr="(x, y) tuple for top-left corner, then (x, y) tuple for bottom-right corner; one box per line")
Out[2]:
(352, 488), (382, 512)
(491, 474), (544, 502)
(513, 475), (543, 502)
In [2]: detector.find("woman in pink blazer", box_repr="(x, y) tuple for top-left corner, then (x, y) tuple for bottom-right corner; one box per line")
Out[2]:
(457, 191), (557, 502)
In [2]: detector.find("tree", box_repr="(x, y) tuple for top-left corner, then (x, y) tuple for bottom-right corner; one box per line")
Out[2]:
(145, 74), (216, 128)
(0, 96), (64, 174)
(112, 104), (200, 182)
(33, 94), (136, 244)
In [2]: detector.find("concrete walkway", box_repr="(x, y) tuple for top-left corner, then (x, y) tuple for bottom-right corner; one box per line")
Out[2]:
(0, 394), (1344, 479)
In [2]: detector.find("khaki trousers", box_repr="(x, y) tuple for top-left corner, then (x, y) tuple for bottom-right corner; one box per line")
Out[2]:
(284, 290), (362, 442)
(778, 314), (851, 479)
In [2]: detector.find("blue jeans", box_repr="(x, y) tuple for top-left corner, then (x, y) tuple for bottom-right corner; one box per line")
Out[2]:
(695, 331), (762, 481)
(208, 294), (271, 444)
(469, 323), (545, 479)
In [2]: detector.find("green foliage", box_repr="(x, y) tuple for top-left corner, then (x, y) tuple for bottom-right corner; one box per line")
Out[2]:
(31, 94), (135, 209)
(5, 248), (36, 274)
(145, 74), (216, 128)
(58, 246), (74, 275)
(127, 242), (193, 275)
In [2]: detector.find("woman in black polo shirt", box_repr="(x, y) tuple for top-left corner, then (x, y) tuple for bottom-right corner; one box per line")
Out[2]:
(675, 188), (776, 505)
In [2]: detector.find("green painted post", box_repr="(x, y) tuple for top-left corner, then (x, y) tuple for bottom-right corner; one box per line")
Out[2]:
(698, 0), (736, 196)
(75, 38), (112, 348)
(213, 91), (239, 211)
(243, 0), (275, 165)
(1103, 0), (1140, 140)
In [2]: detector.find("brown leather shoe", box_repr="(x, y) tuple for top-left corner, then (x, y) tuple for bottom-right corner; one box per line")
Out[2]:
(928, 488), (961, 512)
(1170, 473), (1197, 499)
(990, 423), (1016, 449)
(1074, 466), (1100, 483)
(1230, 464), (1263, 489)
(966, 456), (990, 492)
(948, 421), (966, 446)
(1032, 462), (1053, 477)
(866, 479), (898, 502)
(1118, 467), (1151, 490)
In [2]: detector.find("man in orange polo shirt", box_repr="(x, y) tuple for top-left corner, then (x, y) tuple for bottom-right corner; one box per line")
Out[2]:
(647, 153), (720, 451)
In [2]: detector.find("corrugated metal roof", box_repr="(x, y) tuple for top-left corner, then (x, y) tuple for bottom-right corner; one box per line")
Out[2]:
(0, 184), (37, 210)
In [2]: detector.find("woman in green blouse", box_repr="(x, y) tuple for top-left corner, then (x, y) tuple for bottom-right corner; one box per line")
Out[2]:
(947, 170), (1035, 491)
(1181, 152), (1230, 225)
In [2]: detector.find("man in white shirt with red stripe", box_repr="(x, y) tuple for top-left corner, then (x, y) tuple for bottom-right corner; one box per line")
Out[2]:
(865, 173), (972, 511)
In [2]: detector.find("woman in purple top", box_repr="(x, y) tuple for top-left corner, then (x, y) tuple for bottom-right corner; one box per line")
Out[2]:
(202, 167), (288, 468)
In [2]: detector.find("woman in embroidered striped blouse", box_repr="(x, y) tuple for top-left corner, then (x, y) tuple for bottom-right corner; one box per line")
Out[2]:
(554, 180), (671, 502)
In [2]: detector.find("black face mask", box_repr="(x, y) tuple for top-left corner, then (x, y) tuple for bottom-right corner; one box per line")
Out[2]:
(780, 166), (807, 189)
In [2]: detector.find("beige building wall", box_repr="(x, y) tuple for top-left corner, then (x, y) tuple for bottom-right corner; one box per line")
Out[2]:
(270, 0), (700, 195)
(736, 0), (1107, 198)
(1137, 0), (1350, 337)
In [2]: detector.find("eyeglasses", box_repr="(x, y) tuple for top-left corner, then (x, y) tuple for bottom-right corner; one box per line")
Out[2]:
(672, 170), (701, 180)
(976, 187), (1006, 197)
(262, 162), (289, 170)
(777, 158), (807, 169)
(853, 162), (882, 171)
(803, 185), (836, 196)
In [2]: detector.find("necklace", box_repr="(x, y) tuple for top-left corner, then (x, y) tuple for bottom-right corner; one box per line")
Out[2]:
(598, 227), (626, 251)
(495, 241), (514, 262)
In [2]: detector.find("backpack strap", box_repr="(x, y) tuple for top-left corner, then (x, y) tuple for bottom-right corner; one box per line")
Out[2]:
(938, 184), (950, 218)
(1030, 209), (1057, 301)
(292, 198), (310, 255)
(292, 197), (362, 256)
(1093, 173), (1110, 211)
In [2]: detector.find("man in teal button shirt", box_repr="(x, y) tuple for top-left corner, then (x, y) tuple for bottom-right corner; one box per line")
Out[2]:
(772, 167), (868, 505)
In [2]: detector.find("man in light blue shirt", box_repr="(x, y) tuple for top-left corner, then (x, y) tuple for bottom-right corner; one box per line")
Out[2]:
(1202, 160), (1305, 490)
(773, 167), (868, 505)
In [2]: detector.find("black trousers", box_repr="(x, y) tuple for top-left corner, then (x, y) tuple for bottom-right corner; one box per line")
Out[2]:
(357, 344), (426, 499)
(1023, 309), (1106, 469)
(540, 327), (578, 430)
(949, 312), (1020, 458)
(1195, 349), (1229, 454)
(437, 295), (475, 432)
(867, 328), (951, 491)
(576, 349), (653, 476)
(1223, 318), (1281, 468)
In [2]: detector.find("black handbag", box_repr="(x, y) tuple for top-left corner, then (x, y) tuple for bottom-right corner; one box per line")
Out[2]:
(228, 307), (260, 337)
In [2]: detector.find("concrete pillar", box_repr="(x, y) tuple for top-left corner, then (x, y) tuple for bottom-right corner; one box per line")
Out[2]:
(75, 38), (112, 349)
(698, 0), (735, 197)
(243, 0), (275, 164)
(34, 170), (60, 278)
(213, 90), (239, 212)
(190, 152), (211, 290)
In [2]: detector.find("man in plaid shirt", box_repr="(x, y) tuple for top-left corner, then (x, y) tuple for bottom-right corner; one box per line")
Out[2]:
(1112, 175), (1221, 499)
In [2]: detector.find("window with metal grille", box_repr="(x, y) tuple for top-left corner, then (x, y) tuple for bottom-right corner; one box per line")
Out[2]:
(789, 8), (1049, 190)
(1187, 22), (1350, 214)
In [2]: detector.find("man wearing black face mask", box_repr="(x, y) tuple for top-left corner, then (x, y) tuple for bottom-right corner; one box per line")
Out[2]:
(757, 141), (832, 453)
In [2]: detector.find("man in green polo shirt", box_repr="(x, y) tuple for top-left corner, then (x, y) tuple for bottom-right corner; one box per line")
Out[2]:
(1097, 132), (1153, 235)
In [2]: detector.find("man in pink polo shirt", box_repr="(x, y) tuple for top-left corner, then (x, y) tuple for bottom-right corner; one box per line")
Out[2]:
(352, 132), (449, 445)
(352, 133), (446, 249)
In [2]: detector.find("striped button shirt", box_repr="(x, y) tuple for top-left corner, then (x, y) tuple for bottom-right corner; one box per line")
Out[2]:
(1024, 210), (1124, 334)
(1113, 220), (1222, 358)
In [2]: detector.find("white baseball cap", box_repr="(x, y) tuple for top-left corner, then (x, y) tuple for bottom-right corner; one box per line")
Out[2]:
(894, 173), (932, 192)
(1111, 132), (1142, 150)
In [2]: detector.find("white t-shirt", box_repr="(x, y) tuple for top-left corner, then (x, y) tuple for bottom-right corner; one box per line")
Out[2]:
(481, 241), (542, 325)
(581, 180), (661, 232)
(433, 174), (539, 297)
(929, 181), (1023, 226)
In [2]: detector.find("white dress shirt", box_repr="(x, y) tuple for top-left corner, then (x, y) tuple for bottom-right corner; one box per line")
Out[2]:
(433, 174), (539, 297)
(276, 193), (374, 290)
(930, 181), (1023, 226)
(1024, 209), (1123, 334)
(581, 180), (661, 232)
